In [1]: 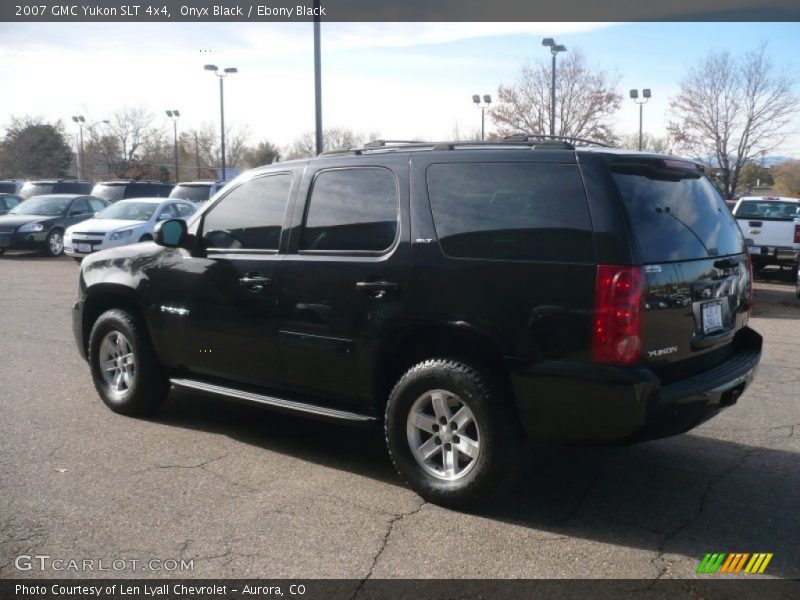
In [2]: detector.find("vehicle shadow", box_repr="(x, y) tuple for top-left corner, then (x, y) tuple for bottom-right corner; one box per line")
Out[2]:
(155, 389), (799, 578)
(0, 251), (72, 262)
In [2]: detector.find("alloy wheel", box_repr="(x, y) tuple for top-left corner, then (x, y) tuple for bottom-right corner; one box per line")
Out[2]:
(99, 330), (136, 398)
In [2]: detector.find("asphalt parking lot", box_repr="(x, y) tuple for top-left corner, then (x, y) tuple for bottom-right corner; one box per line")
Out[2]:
(1, 253), (798, 581)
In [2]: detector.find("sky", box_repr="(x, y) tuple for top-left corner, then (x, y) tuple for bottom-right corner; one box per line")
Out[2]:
(1, 21), (799, 156)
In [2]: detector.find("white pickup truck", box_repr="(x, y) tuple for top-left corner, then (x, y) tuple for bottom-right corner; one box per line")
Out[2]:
(732, 196), (800, 273)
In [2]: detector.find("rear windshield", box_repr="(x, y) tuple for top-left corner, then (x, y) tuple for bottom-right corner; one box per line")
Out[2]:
(169, 185), (211, 202)
(610, 159), (745, 262)
(427, 162), (594, 262)
(19, 183), (54, 199)
(734, 199), (800, 220)
(91, 184), (126, 202)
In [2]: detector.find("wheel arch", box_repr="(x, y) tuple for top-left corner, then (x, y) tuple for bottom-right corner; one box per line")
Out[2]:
(373, 321), (515, 413)
(80, 284), (149, 359)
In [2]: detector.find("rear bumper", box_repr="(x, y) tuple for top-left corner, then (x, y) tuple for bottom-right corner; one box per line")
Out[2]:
(748, 245), (799, 265)
(509, 327), (762, 443)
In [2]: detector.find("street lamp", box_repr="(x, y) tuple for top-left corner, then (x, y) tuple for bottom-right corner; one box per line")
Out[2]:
(629, 89), (652, 151)
(204, 64), (238, 181)
(165, 110), (180, 182)
(472, 94), (492, 141)
(71, 115), (86, 178)
(541, 38), (567, 136)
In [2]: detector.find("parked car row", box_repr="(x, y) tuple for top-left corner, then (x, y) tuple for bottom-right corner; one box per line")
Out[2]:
(0, 194), (196, 258)
(0, 178), (227, 205)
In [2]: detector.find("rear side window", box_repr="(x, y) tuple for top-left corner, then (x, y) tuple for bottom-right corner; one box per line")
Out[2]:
(203, 174), (292, 251)
(0, 183), (17, 194)
(170, 185), (211, 202)
(426, 162), (594, 262)
(91, 184), (125, 202)
(20, 183), (54, 198)
(610, 160), (745, 262)
(301, 168), (398, 252)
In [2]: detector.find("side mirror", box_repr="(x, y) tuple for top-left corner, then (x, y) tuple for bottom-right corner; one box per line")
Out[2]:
(155, 218), (187, 248)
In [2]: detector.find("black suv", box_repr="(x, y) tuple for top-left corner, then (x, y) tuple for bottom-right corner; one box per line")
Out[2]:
(72, 137), (762, 506)
(91, 180), (173, 202)
(19, 179), (94, 199)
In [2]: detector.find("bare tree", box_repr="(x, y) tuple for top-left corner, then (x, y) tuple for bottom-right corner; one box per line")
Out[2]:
(619, 132), (673, 154)
(91, 106), (160, 177)
(244, 140), (282, 168)
(182, 123), (250, 175)
(490, 50), (622, 144)
(285, 127), (379, 159)
(668, 42), (799, 198)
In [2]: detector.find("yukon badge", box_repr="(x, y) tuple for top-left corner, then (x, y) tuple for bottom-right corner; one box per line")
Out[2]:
(648, 346), (678, 358)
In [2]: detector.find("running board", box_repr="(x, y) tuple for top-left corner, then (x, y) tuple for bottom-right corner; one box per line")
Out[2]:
(170, 378), (377, 424)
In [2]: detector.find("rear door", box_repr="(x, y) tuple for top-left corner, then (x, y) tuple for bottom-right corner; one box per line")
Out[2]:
(277, 159), (410, 405)
(606, 156), (750, 371)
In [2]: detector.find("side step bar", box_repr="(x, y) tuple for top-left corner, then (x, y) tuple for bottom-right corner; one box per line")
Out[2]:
(170, 378), (378, 424)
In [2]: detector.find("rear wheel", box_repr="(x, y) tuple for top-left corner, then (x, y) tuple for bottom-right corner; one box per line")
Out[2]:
(385, 358), (521, 508)
(88, 308), (169, 416)
(45, 229), (64, 257)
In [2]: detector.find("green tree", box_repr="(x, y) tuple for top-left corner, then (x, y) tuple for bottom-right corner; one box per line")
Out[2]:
(0, 116), (74, 178)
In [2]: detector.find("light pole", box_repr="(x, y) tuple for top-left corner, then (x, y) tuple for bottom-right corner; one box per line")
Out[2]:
(204, 64), (238, 180)
(71, 115), (86, 178)
(313, 0), (323, 155)
(472, 94), (492, 141)
(165, 110), (180, 182)
(541, 38), (567, 136)
(629, 89), (652, 151)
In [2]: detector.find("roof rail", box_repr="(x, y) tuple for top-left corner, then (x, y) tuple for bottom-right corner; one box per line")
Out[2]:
(503, 133), (612, 148)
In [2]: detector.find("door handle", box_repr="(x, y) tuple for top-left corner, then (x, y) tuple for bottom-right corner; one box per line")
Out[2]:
(356, 280), (398, 298)
(239, 273), (272, 291)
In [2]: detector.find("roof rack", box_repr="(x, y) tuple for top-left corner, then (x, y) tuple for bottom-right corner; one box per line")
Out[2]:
(319, 134), (612, 157)
(502, 133), (612, 148)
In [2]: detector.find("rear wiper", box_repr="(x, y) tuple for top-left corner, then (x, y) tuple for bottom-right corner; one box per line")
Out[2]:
(656, 206), (714, 257)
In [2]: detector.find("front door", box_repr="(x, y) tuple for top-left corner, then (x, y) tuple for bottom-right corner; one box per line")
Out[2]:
(278, 162), (409, 405)
(155, 172), (295, 388)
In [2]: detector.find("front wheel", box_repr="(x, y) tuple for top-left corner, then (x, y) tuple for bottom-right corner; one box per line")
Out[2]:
(88, 309), (169, 416)
(45, 229), (64, 257)
(385, 358), (521, 508)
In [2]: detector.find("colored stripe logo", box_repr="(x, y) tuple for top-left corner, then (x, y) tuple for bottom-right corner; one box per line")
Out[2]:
(697, 553), (773, 574)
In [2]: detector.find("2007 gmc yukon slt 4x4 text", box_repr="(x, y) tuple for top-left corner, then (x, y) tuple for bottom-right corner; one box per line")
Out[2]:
(72, 137), (762, 506)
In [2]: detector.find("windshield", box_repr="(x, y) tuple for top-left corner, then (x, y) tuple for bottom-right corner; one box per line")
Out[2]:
(96, 201), (158, 221)
(91, 184), (126, 202)
(735, 200), (800, 219)
(169, 185), (211, 202)
(10, 196), (69, 216)
(610, 159), (745, 262)
(19, 183), (54, 199)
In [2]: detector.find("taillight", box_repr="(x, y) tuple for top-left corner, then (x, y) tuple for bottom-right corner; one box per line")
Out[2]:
(592, 265), (645, 366)
(794, 224), (800, 244)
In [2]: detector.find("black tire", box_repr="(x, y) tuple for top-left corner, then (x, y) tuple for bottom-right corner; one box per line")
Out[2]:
(0, 248), (5, 256)
(139, 234), (153, 243)
(385, 358), (522, 508)
(45, 228), (64, 257)
(88, 308), (169, 416)
(73, 257), (83, 264)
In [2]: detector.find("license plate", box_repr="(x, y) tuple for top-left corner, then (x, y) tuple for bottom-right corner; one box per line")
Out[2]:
(75, 243), (92, 253)
(702, 302), (723, 334)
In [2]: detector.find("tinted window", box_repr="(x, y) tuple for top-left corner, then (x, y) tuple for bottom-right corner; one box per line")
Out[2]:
(88, 198), (106, 213)
(132, 184), (171, 198)
(203, 174), (292, 250)
(610, 160), (745, 262)
(426, 163), (594, 262)
(170, 184), (211, 202)
(301, 168), (398, 252)
(734, 199), (800, 219)
(0, 183), (17, 194)
(70, 198), (90, 215)
(20, 183), (54, 199)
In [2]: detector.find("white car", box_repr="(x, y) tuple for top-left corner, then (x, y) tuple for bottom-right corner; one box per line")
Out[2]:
(64, 197), (196, 260)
